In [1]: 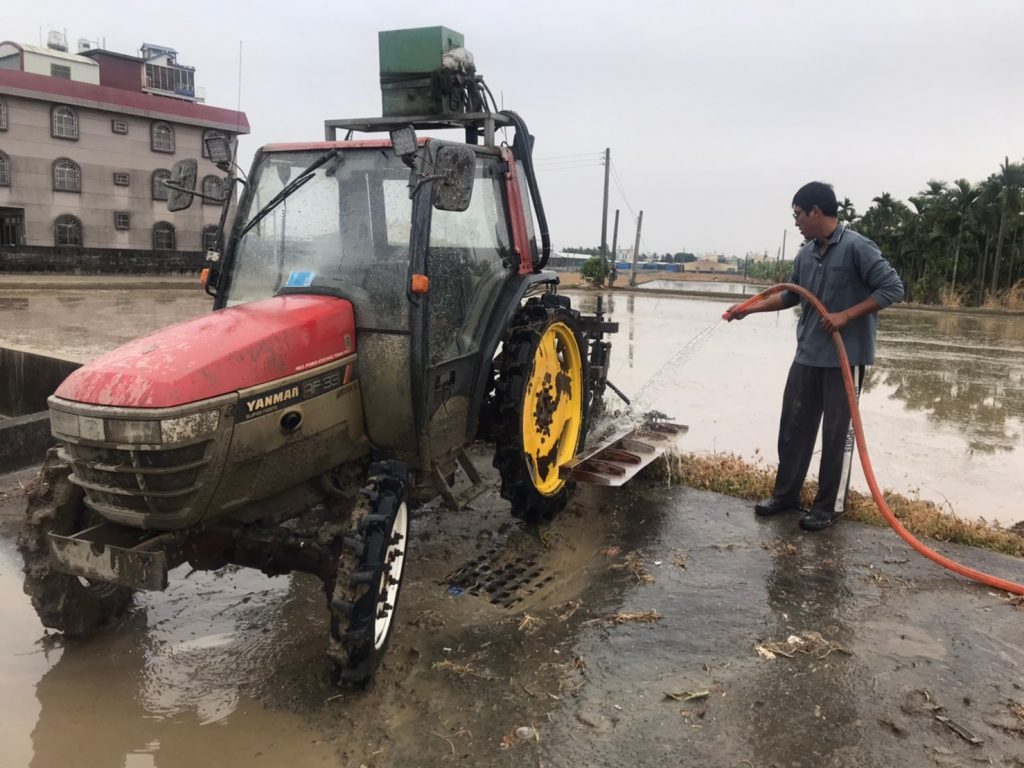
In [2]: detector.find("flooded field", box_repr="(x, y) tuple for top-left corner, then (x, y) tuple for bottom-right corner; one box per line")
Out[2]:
(0, 284), (1021, 525)
(570, 291), (1024, 527)
(636, 279), (759, 295)
(0, 286), (210, 363)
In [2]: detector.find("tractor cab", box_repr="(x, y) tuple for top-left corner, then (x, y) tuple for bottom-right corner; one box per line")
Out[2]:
(183, 110), (553, 502)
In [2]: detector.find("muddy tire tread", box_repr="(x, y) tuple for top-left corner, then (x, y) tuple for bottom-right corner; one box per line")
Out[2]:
(327, 460), (410, 687)
(17, 449), (133, 636)
(491, 293), (589, 524)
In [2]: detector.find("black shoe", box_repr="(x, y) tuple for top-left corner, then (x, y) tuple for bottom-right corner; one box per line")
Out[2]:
(754, 497), (801, 517)
(799, 508), (840, 532)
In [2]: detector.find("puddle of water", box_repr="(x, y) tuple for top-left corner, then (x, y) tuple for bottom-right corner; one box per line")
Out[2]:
(570, 291), (1024, 526)
(0, 534), (341, 768)
(0, 539), (54, 768)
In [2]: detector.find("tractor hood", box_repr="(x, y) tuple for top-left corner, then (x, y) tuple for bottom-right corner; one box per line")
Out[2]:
(55, 295), (356, 408)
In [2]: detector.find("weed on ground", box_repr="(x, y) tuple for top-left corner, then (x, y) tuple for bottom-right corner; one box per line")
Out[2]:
(656, 451), (1024, 558)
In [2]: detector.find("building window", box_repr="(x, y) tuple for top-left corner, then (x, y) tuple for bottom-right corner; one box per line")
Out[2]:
(50, 64), (72, 79)
(55, 215), (83, 246)
(151, 121), (175, 153)
(0, 152), (9, 186)
(111, 119), (128, 134)
(201, 175), (223, 204)
(0, 99), (7, 131)
(53, 158), (81, 192)
(113, 172), (130, 186)
(153, 222), (175, 250)
(203, 225), (218, 251)
(152, 169), (171, 200)
(114, 212), (131, 230)
(51, 105), (79, 139)
(145, 63), (195, 97)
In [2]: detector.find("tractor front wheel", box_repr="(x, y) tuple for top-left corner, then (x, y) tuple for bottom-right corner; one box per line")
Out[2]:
(327, 460), (411, 686)
(493, 293), (589, 524)
(18, 450), (134, 636)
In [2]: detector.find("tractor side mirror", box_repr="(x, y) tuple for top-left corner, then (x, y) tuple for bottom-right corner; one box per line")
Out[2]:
(166, 158), (198, 212)
(432, 146), (475, 212)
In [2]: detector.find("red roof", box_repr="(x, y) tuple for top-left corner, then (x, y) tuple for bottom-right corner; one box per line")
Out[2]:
(0, 67), (249, 133)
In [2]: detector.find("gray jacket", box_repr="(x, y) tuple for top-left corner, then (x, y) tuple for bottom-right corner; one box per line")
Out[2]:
(780, 224), (904, 367)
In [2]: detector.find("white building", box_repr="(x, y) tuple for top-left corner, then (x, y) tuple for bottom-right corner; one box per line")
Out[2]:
(0, 34), (248, 255)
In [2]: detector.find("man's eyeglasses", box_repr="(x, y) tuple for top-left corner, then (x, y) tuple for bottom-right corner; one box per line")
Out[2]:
(792, 208), (806, 221)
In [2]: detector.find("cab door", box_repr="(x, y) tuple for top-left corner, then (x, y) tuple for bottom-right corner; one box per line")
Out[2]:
(422, 151), (516, 459)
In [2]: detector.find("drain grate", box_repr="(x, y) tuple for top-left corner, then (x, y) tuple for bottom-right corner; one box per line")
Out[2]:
(446, 548), (556, 609)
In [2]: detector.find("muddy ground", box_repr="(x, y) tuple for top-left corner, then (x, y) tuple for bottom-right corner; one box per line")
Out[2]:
(1, 450), (1023, 768)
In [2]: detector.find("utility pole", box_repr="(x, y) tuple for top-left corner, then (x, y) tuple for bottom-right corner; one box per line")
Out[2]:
(779, 229), (787, 281)
(628, 210), (644, 287)
(610, 209), (620, 286)
(599, 147), (610, 285)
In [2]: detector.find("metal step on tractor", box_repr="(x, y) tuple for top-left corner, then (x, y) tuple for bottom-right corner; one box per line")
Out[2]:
(18, 26), (685, 685)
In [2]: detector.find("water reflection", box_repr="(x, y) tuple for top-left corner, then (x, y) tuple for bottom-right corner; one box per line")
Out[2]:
(747, 534), (861, 764)
(637, 279), (758, 295)
(25, 567), (338, 768)
(871, 313), (1024, 454)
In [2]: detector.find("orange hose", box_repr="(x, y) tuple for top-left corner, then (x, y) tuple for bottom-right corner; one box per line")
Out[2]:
(725, 284), (1024, 595)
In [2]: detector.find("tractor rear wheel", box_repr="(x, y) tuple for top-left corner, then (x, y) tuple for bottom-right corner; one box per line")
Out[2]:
(327, 460), (410, 686)
(493, 293), (589, 523)
(18, 450), (134, 636)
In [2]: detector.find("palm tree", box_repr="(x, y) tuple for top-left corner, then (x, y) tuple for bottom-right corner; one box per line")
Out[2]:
(943, 179), (980, 292)
(860, 192), (912, 274)
(990, 158), (1024, 292)
(837, 197), (859, 224)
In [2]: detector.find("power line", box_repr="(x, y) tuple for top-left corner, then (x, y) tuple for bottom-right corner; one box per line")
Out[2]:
(532, 159), (604, 169)
(533, 157), (604, 168)
(607, 160), (658, 255)
(533, 164), (604, 173)
(608, 160), (638, 220)
(532, 151), (604, 163)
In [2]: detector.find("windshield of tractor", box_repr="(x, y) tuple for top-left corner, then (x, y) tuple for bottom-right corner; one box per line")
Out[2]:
(223, 148), (413, 329)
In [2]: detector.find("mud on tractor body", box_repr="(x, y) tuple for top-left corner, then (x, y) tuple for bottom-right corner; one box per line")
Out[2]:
(19, 28), (683, 685)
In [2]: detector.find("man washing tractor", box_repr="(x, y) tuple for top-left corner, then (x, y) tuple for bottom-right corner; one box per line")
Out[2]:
(726, 181), (903, 531)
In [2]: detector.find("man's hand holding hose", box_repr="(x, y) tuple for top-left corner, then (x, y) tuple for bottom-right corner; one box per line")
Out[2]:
(725, 294), (880, 334)
(723, 293), (788, 322)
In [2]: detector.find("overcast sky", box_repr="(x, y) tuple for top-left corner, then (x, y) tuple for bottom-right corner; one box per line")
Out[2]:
(7, 0), (1024, 257)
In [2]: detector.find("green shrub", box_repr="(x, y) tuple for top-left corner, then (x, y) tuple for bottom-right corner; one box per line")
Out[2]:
(580, 256), (605, 284)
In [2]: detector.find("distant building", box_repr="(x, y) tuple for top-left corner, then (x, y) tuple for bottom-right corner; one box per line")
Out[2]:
(0, 32), (248, 262)
(684, 258), (734, 273)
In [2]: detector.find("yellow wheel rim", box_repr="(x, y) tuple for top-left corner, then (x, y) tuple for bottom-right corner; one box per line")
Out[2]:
(521, 321), (584, 496)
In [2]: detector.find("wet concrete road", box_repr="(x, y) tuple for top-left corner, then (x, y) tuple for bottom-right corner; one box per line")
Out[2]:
(2, 461), (1023, 767)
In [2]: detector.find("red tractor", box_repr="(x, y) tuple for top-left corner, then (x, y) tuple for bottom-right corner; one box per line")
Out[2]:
(19, 28), (681, 684)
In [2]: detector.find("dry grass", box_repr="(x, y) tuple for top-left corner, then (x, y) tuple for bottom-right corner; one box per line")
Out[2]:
(981, 279), (1024, 310)
(605, 609), (662, 624)
(657, 451), (1024, 558)
(609, 550), (655, 584)
(937, 285), (969, 308)
(755, 632), (850, 660)
(431, 659), (491, 678)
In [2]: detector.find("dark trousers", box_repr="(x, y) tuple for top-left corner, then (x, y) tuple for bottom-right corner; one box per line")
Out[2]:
(772, 362), (865, 515)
